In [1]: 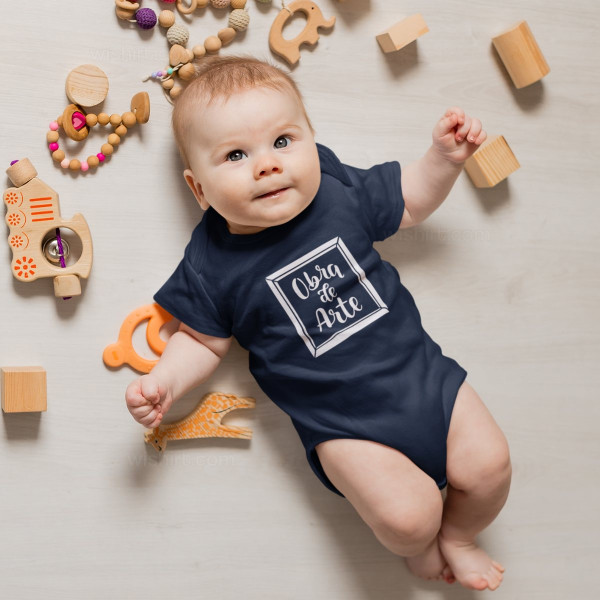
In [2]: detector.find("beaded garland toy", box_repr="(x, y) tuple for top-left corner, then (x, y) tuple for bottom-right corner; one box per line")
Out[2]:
(48, 64), (150, 173)
(115, 0), (252, 101)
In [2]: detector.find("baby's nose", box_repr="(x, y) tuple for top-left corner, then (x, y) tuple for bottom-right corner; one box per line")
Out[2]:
(256, 155), (283, 178)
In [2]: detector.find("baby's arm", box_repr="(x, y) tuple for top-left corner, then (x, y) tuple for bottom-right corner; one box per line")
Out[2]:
(400, 107), (487, 228)
(125, 323), (232, 429)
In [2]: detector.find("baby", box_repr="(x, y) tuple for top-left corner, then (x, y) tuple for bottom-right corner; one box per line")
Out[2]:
(125, 55), (511, 591)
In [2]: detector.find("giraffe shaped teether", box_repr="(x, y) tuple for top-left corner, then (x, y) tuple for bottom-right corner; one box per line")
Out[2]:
(145, 392), (256, 452)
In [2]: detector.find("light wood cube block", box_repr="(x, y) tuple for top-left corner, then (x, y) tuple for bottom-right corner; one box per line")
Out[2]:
(376, 14), (429, 53)
(54, 274), (82, 297)
(464, 135), (520, 188)
(1, 367), (47, 413)
(492, 21), (550, 88)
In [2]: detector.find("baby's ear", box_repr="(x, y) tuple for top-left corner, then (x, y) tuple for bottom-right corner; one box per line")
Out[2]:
(183, 169), (209, 211)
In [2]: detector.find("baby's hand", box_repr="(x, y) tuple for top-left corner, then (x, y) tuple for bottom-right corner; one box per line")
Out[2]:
(432, 107), (487, 164)
(125, 374), (174, 429)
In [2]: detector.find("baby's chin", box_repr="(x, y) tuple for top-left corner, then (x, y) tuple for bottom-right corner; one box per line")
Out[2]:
(254, 194), (313, 226)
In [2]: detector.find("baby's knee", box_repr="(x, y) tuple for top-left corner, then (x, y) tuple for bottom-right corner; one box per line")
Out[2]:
(460, 434), (512, 495)
(370, 483), (443, 555)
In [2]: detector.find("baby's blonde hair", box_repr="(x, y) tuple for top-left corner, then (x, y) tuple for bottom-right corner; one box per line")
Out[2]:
(172, 54), (316, 169)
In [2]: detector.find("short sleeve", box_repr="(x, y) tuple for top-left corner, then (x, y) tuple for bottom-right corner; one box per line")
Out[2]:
(153, 256), (232, 338)
(342, 160), (405, 242)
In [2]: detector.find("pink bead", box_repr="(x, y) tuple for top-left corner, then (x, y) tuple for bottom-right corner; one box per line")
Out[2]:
(49, 121), (59, 131)
(60, 158), (70, 169)
(49, 142), (59, 151)
(97, 153), (105, 162)
(81, 161), (89, 172)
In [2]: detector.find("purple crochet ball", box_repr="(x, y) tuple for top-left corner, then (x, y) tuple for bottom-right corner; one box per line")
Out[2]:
(135, 8), (157, 30)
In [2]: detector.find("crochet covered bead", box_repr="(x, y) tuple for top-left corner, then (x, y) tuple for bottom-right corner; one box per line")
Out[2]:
(229, 9), (249, 31)
(211, 0), (231, 8)
(166, 24), (190, 46)
(135, 8), (157, 30)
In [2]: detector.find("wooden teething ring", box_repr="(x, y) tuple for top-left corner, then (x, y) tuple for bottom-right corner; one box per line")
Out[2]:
(269, 0), (336, 66)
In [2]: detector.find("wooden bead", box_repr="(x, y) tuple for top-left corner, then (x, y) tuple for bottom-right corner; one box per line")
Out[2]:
(46, 131), (59, 143)
(62, 104), (89, 142)
(192, 45), (206, 58)
(204, 36), (222, 53)
(86, 113), (98, 127)
(57, 115), (63, 127)
(231, 0), (246, 8)
(98, 113), (110, 125)
(110, 113), (122, 126)
(115, 124), (128, 136)
(169, 44), (190, 67)
(162, 79), (175, 90)
(87, 155), (100, 167)
(115, 6), (136, 20)
(170, 86), (183, 99)
(130, 91), (151, 124)
(158, 9), (176, 28)
(69, 159), (81, 171)
(65, 64), (109, 107)
(108, 133), (121, 145)
(178, 63), (196, 81)
(121, 112), (137, 128)
(187, 49), (195, 62)
(218, 27), (236, 45)
(52, 149), (65, 162)
(101, 143), (114, 156)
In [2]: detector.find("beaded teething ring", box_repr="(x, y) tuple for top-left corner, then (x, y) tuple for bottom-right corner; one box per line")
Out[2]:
(115, 0), (251, 100)
(47, 64), (150, 173)
(47, 96), (150, 172)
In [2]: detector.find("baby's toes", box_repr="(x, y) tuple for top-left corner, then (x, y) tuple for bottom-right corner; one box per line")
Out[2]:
(486, 566), (503, 590)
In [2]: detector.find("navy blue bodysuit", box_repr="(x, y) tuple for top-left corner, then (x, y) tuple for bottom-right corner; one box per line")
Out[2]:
(154, 143), (467, 498)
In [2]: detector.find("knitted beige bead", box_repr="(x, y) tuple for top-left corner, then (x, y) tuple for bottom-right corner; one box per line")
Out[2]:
(210, 0), (231, 8)
(158, 10), (176, 28)
(228, 8), (249, 31)
(231, 0), (246, 8)
(166, 24), (190, 46)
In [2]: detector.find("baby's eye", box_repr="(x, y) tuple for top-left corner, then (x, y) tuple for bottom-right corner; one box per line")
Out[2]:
(274, 135), (292, 149)
(226, 149), (246, 162)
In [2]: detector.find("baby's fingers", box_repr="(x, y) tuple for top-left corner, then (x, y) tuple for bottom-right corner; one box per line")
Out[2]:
(140, 375), (161, 405)
(136, 404), (164, 428)
(464, 118), (483, 144)
(455, 115), (472, 142)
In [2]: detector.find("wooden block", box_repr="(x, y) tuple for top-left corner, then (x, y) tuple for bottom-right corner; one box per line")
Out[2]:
(464, 135), (520, 188)
(65, 64), (109, 107)
(1, 367), (47, 413)
(53, 274), (81, 297)
(376, 14), (429, 53)
(492, 21), (550, 88)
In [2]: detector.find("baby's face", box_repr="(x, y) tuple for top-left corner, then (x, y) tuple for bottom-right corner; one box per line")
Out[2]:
(183, 86), (321, 234)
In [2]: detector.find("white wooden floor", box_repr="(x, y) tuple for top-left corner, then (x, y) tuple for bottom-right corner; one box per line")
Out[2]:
(1, 1), (599, 598)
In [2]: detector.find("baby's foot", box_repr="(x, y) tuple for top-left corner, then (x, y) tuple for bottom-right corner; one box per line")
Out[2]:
(405, 537), (456, 584)
(438, 533), (505, 590)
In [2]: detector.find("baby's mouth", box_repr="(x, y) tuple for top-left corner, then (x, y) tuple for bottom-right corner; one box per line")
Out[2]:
(255, 187), (289, 199)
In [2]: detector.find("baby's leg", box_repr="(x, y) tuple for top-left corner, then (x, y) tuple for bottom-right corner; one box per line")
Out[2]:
(437, 380), (512, 591)
(315, 438), (450, 581)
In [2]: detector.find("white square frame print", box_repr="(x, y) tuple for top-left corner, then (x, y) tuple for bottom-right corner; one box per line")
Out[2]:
(266, 237), (389, 357)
